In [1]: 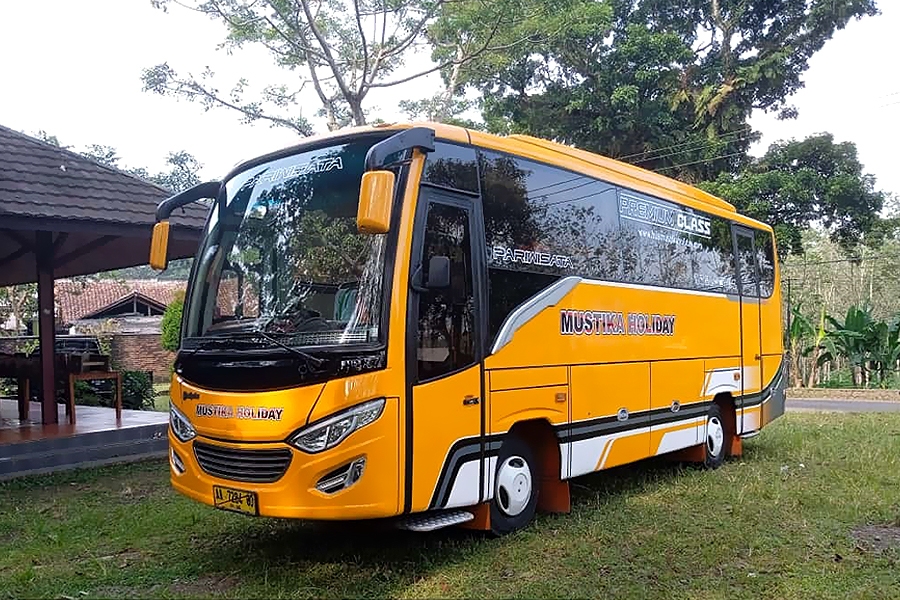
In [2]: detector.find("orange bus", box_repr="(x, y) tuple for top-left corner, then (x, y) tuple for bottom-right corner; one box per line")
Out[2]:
(149, 122), (785, 535)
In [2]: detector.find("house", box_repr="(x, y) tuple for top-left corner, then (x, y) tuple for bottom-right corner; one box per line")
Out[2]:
(56, 279), (187, 381)
(57, 279), (186, 334)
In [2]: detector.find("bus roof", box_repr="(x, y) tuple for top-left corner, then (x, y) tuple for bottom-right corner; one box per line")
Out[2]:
(232, 120), (742, 219)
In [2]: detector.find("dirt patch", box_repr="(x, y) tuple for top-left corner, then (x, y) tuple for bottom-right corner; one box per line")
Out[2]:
(852, 525), (900, 553)
(168, 574), (239, 596)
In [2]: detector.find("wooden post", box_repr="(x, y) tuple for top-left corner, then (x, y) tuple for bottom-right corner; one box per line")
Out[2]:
(36, 230), (58, 426)
(17, 376), (30, 421)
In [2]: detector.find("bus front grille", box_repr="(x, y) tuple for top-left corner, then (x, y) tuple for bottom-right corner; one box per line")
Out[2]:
(193, 441), (292, 483)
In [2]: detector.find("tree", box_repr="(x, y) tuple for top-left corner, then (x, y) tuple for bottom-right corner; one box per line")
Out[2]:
(0, 284), (37, 336)
(442, 0), (878, 182)
(700, 133), (886, 256)
(142, 0), (533, 132)
(31, 129), (203, 195)
(161, 291), (185, 352)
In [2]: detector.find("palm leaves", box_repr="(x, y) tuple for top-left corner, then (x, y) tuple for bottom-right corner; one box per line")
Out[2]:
(800, 302), (900, 388)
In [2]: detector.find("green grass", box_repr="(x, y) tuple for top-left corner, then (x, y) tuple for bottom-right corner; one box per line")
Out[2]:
(152, 383), (170, 412)
(2, 412), (899, 599)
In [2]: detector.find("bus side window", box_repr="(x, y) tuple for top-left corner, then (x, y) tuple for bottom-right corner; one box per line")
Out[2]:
(756, 231), (776, 298)
(416, 202), (476, 382)
(735, 231), (761, 297)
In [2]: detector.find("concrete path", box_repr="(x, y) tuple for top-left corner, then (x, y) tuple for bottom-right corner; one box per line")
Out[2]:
(787, 398), (900, 413)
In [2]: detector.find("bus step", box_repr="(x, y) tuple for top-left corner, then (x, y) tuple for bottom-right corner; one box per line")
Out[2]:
(740, 430), (760, 439)
(397, 510), (475, 532)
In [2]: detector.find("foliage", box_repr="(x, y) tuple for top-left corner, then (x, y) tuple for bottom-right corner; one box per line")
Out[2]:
(76, 371), (157, 410)
(792, 299), (900, 389)
(161, 291), (185, 352)
(700, 133), (887, 256)
(444, 0), (878, 182)
(14, 338), (40, 356)
(143, 0), (536, 131)
(121, 371), (156, 411)
(0, 284), (37, 336)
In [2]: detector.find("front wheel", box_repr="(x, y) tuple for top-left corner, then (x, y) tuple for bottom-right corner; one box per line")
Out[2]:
(490, 434), (539, 536)
(703, 404), (727, 469)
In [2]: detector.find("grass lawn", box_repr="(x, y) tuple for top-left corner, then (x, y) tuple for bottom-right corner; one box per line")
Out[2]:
(1, 412), (899, 599)
(152, 383), (170, 413)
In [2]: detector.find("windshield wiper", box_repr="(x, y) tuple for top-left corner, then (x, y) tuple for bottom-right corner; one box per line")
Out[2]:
(191, 326), (325, 368)
(256, 329), (325, 367)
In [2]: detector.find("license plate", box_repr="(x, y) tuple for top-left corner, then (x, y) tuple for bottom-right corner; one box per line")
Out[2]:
(212, 485), (259, 516)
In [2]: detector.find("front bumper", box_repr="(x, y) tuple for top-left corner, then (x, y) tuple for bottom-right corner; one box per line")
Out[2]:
(168, 398), (401, 520)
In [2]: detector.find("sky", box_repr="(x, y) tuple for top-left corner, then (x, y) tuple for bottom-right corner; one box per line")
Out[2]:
(0, 1), (897, 196)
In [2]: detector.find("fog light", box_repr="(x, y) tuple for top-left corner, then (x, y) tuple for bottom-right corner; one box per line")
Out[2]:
(315, 457), (366, 494)
(170, 448), (186, 474)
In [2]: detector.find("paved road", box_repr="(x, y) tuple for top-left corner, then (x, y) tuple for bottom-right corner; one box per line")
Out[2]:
(787, 398), (900, 413)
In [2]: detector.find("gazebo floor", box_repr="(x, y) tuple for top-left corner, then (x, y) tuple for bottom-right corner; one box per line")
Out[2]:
(0, 399), (168, 480)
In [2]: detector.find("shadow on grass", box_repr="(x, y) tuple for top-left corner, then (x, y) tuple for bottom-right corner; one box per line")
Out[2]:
(181, 455), (715, 597)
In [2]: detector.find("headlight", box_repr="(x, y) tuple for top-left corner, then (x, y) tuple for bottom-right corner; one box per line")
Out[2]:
(170, 403), (196, 443)
(289, 398), (385, 453)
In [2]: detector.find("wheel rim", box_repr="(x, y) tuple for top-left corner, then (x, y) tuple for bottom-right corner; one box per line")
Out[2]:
(707, 415), (725, 457)
(495, 455), (533, 517)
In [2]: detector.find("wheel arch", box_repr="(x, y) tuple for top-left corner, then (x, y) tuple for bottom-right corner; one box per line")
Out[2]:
(507, 418), (570, 514)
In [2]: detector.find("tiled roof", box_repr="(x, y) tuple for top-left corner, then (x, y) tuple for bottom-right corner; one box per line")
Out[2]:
(56, 279), (187, 325)
(0, 124), (210, 287)
(0, 124), (208, 227)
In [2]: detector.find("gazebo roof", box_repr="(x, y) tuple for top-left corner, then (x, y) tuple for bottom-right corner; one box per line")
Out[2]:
(0, 124), (208, 286)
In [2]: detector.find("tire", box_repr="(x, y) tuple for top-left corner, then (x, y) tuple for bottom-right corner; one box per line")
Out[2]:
(490, 434), (539, 536)
(703, 404), (727, 469)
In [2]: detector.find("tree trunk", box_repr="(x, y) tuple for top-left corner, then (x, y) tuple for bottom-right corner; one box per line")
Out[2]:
(350, 98), (366, 126)
(806, 347), (820, 388)
(790, 341), (802, 387)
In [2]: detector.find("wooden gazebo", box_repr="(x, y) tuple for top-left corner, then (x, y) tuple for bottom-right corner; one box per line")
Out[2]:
(0, 124), (207, 426)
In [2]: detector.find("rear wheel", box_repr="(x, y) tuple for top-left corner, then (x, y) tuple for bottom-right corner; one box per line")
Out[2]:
(490, 434), (538, 536)
(704, 404), (727, 469)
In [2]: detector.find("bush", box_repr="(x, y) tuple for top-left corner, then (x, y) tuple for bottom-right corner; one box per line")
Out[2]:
(121, 371), (156, 410)
(161, 291), (185, 353)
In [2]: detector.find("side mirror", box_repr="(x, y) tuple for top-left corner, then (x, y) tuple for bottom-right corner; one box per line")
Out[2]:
(357, 170), (395, 234)
(426, 255), (451, 289)
(149, 221), (170, 271)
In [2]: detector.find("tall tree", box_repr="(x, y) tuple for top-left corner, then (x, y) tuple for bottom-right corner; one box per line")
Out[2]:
(142, 0), (533, 132)
(700, 133), (886, 256)
(0, 284), (37, 336)
(439, 0), (879, 182)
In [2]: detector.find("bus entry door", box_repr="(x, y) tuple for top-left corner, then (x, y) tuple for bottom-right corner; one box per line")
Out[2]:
(406, 188), (485, 514)
(733, 226), (763, 431)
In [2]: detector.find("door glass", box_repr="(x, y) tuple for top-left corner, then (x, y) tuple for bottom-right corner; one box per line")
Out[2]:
(735, 232), (760, 297)
(416, 202), (476, 381)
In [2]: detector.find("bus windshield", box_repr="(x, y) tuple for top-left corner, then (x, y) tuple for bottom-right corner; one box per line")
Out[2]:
(182, 138), (390, 351)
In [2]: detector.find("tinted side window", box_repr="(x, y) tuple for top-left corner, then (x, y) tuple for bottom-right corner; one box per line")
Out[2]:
(756, 231), (775, 298)
(693, 218), (739, 294)
(422, 143), (479, 193)
(480, 150), (620, 279)
(416, 202), (476, 381)
(617, 190), (720, 289)
(735, 231), (760, 297)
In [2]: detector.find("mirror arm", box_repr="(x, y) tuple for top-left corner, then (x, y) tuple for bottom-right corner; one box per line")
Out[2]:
(155, 180), (222, 222)
(365, 127), (435, 171)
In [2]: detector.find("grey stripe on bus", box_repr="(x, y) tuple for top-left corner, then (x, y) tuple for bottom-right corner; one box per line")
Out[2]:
(491, 276), (581, 354)
(430, 357), (784, 509)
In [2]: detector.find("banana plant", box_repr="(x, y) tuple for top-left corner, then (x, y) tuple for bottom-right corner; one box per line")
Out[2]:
(821, 303), (875, 387)
(788, 303), (814, 388)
